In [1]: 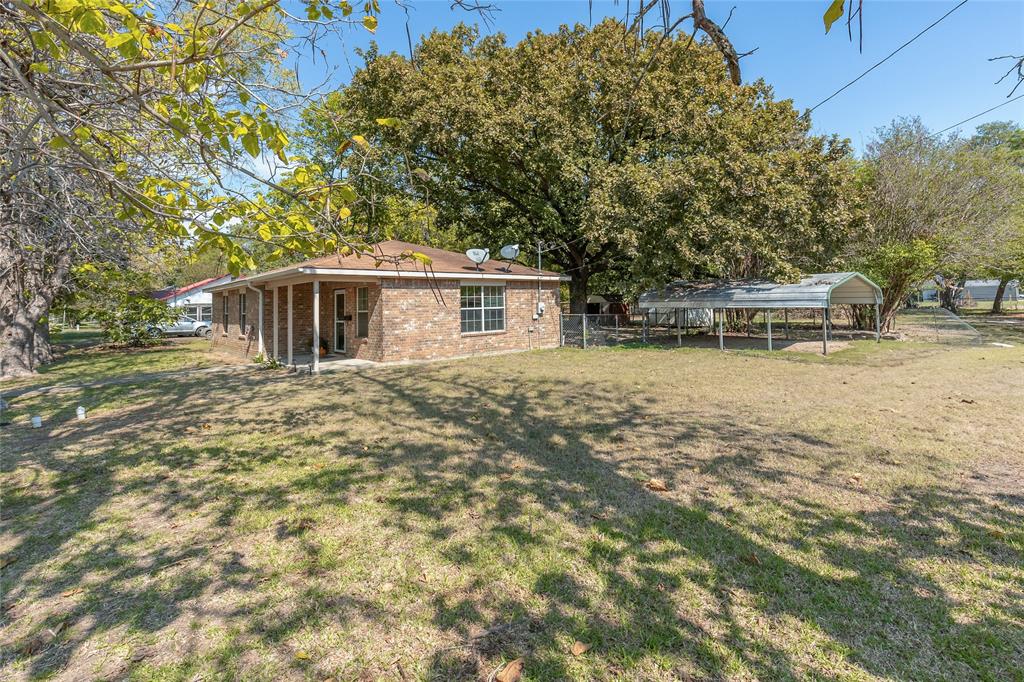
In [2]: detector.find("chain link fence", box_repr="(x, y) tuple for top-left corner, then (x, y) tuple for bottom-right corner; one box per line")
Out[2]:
(561, 309), (715, 348)
(895, 307), (984, 346)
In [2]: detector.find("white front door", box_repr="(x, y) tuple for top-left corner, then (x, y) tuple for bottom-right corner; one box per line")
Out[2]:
(334, 290), (346, 353)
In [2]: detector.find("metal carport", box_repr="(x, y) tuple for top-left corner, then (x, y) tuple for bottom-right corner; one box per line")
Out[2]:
(638, 272), (883, 354)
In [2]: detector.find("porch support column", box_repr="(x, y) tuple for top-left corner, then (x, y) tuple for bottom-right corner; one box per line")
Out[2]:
(312, 280), (320, 374)
(822, 306), (829, 355)
(874, 303), (881, 342)
(718, 308), (724, 351)
(287, 284), (293, 366)
(766, 308), (773, 351)
(272, 287), (279, 360)
(256, 288), (264, 355)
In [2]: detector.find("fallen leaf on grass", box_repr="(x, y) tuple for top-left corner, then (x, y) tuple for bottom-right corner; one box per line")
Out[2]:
(988, 529), (1006, 540)
(0, 556), (15, 570)
(742, 553), (762, 566)
(201, 423), (212, 430)
(960, 399), (976, 404)
(570, 640), (590, 656)
(590, 512), (608, 521)
(645, 478), (668, 492)
(294, 650), (310, 661)
(496, 659), (523, 682)
(61, 588), (83, 597)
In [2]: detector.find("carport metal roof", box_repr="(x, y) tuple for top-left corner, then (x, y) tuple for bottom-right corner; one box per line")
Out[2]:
(639, 272), (882, 310)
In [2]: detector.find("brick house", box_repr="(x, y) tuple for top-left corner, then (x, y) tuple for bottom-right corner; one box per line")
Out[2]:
(206, 241), (567, 370)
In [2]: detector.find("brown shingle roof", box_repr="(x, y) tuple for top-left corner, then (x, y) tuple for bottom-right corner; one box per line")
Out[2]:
(252, 240), (563, 280)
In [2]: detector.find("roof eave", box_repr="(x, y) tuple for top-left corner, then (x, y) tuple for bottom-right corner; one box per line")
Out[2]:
(206, 268), (568, 290)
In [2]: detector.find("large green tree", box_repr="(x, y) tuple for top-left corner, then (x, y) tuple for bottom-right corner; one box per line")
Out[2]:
(969, 122), (1024, 313)
(854, 118), (1023, 324)
(306, 20), (862, 311)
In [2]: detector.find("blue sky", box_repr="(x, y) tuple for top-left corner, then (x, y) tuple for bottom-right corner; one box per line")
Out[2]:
(296, 0), (1022, 154)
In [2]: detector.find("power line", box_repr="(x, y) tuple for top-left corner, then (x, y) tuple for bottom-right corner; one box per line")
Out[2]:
(933, 93), (1024, 136)
(808, 0), (970, 113)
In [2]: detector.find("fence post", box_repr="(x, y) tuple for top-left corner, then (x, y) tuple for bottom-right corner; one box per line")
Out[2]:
(718, 308), (725, 351)
(614, 313), (619, 345)
(766, 308), (773, 351)
(676, 308), (681, 346)
(582, 313), (588, 349)
(642, 312), (648, 343)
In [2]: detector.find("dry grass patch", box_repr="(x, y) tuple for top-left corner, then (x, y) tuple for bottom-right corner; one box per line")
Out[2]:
(2, 339), (1022, 680)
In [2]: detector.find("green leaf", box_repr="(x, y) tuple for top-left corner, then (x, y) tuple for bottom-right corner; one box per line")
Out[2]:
(362, 15), (378, 33)
(77, 10), (107, 34)
(823, 0), (845, 33)
(242, 133), (260, 158)
(29, 62), (50, 74)
(337, 184), (358, 202)
(375, 117), (400, 127)
(104, 33), (135, 49)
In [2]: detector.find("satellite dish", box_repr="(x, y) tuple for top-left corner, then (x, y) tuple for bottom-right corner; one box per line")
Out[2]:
(498, 244), (520, 272)
(465, 248), (490, 270)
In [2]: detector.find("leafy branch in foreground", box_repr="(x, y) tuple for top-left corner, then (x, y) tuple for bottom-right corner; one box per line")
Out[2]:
(0, 0), (441, 376)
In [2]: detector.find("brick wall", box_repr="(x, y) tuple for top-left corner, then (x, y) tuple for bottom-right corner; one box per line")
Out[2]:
(380, 279), (561, 362)
(212, 278), (560, 363)
(211, 288), (262, 357)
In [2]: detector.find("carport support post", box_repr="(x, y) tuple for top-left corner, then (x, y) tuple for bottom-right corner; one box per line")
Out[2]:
(874, 303), (881, 342)
(784, 309), (790, 339)
(767, 308), (773, 351)
(822, 306), (828, 355)
(718, 308), (724, 351)
(312, 281), (320, 374)
(676, 308), (681, 346)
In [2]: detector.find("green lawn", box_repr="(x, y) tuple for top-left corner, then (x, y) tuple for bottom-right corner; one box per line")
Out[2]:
(0, 339), (238, 394)
(2, 335), (1022, 680)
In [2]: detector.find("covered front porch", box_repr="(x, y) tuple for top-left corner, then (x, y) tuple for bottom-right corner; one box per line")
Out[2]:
(262, 277), (381, 372)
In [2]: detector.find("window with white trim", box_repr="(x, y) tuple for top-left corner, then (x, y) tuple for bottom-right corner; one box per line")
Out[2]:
(356, 287), (369, 337)
(460, 285), (504, 333)
(238, 292), (247, 334)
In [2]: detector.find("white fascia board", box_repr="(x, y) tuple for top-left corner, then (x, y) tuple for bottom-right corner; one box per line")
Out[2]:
(295, 267), (567, 282)
(207, 268), (569, 291)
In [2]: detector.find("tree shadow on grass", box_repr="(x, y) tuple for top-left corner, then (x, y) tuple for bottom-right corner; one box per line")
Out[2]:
(1, 357), (1022, 679)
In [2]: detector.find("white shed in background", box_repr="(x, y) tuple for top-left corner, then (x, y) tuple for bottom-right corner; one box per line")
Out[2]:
(153, 275), (233, 321)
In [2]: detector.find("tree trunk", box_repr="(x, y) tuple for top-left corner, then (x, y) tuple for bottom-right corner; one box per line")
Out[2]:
(568, 275), (589, 314)
(938, 278), (963, 313)
(991, 275), (1011, 314)
(33, 318), (53, 365)
(0, 307), (41, 377)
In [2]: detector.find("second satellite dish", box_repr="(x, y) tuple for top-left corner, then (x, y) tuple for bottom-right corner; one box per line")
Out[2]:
(498, 244), (520, 272)
(465, 248), (490, 270)
(499, 244), (520, 260)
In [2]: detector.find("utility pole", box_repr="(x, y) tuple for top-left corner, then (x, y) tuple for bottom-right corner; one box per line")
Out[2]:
(536, 239), (543, 308)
